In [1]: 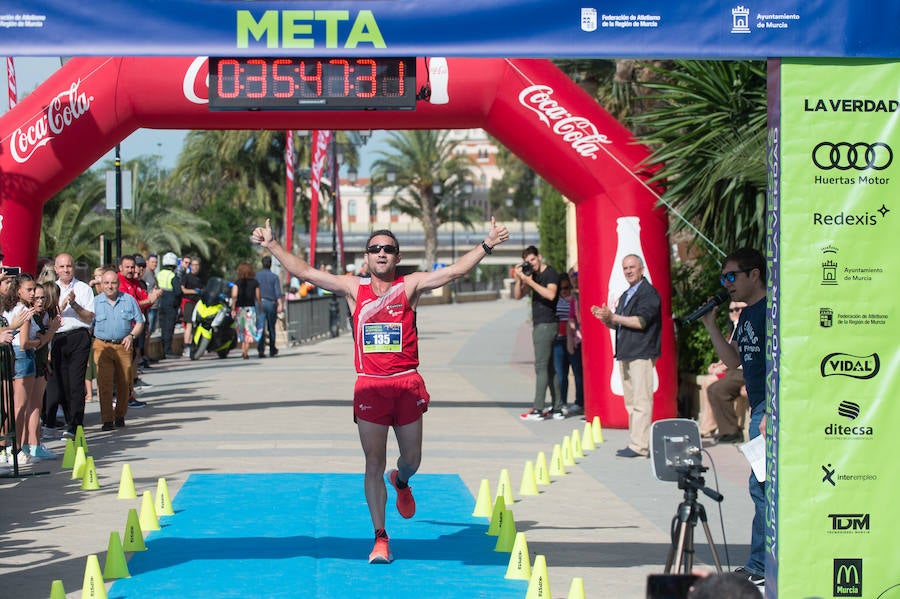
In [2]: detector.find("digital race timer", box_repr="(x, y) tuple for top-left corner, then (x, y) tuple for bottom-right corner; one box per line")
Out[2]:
(208, 57), (417, 110)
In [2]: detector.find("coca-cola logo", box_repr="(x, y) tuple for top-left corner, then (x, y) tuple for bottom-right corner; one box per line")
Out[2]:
(517, 84), (611, 159)
(10, 80), (94, 164)
(183, 57), (209, 105)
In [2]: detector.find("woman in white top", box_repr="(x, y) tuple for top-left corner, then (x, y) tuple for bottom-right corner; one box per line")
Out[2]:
(2, 274), (56, 462)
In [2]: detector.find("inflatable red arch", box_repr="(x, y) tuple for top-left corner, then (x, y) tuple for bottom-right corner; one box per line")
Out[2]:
(0, 56), (675, 428)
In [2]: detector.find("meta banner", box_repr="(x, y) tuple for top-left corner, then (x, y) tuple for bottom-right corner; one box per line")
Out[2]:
(1, 1), (900, 58)
(775, 58), (899, 599)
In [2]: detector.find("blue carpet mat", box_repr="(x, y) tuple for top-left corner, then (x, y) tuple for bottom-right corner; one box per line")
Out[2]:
(109, 473), (526, 598)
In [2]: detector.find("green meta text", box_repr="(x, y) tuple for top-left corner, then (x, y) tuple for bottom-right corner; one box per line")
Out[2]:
(236, 10), (386, 49)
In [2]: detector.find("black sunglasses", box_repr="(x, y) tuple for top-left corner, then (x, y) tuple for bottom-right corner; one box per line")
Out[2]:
(720, 269), (754, 286)
(366, 244), (398, 255)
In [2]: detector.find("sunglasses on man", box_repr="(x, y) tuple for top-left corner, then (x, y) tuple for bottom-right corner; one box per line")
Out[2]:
(366, 244), (399, 255)
(719, 268), (754, 286)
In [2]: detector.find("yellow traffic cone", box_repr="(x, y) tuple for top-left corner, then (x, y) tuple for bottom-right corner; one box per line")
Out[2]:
(155, 478), (174, 516)
(505, 532), (532, 580)
(535, 451), (550, 486)
(486, 495), (506, 536)
(123, 508), (146, 552)
(582, 421), (596, 451)
(472, 478), (492, 518)
(592, 416), (604, 444)
(74, 425), (88, 452)
(526, 554), (552, 599)
(118, 464), (137, 499)
(567, 577), (586, 599)
(71, 446), (87, 480)
(519, 460), (539, 496)
(572, 429), (585, 458)
(61, 438), (76, 469)
(102, 531), (131, 579)
(496, 468), (514, 507)
(81, 457), (100, 491)
(49, 579), (66, 599)
(139, 490), (160, 532)
(494, 509), (516, 552)
(549, 444), (567, 476)
(562, 435), (575, 467)
(81, 554), (107, 599)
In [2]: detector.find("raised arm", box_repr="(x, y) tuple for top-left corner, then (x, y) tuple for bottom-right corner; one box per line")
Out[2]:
(251, 219), (357, 297)
(408, 216), (510, 294)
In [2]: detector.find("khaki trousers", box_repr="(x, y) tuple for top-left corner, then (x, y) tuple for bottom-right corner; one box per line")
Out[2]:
(93, 339), (132, 424)
(620, 358), (654, 455)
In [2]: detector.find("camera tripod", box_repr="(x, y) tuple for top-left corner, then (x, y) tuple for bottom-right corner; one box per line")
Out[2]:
(664, 466), (724, 574)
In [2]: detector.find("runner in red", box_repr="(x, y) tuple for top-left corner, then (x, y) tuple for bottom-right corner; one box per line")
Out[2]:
(252, 217), (510, 563)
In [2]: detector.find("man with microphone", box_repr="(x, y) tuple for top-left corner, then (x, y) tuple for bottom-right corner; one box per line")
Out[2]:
(699, 247), (767, 589)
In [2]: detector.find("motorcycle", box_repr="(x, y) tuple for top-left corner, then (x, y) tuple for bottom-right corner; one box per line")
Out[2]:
(190, 277), (237, 360)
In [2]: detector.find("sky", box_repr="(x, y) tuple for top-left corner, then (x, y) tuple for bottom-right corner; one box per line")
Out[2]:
(3, 56), (385, 175)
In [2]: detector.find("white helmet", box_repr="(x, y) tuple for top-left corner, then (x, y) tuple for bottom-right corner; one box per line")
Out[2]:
(162, 252), (178, 267)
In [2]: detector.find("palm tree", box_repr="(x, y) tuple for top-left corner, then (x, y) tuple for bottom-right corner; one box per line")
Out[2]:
(629, 60), (768, 253)
(39, 171), (108, 264)
(370, 130), (475, 269)
(116, 157), (212, 258)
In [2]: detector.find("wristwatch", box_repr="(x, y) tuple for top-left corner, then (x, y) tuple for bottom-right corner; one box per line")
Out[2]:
(481, 241), (493, 255)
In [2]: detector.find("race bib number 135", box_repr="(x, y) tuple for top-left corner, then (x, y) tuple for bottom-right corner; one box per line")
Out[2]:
(362, 322), (402, 352)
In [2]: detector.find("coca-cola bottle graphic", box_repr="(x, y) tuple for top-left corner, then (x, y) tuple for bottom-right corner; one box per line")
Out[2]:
(607, 216), (659, 395)
(428, 57), (449, 105)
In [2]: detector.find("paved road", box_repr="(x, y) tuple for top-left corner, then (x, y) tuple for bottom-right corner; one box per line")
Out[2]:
(0, 299), (754, 598)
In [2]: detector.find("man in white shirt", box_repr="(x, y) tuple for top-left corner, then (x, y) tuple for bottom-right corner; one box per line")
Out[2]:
(45, 253), (95, 435)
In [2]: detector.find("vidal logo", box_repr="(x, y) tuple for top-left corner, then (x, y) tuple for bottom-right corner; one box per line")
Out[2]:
(820, 352), (879, 379)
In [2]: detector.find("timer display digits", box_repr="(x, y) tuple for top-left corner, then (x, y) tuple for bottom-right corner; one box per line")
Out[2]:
(209, 57), (416, 110)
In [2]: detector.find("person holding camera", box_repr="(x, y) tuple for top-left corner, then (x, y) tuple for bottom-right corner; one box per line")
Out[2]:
(514, 245), (563, 420)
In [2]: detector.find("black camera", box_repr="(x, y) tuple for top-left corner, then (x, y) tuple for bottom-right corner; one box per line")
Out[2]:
(520, 262), (533, 276)
(1, 266), (21, 276)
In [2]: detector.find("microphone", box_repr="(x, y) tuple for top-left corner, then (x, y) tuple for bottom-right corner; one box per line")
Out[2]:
(680, 290), (730, 325)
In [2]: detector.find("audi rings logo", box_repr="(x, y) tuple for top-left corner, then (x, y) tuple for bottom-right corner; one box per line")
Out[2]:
(812, 142), (892, 171)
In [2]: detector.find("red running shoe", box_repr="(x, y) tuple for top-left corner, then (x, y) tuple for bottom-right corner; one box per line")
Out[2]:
(368, 535), (393, 564)
(388, 469), (416, 519)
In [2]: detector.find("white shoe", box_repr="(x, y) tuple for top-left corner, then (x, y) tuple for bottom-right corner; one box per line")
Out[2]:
(17, 450), (35, 464)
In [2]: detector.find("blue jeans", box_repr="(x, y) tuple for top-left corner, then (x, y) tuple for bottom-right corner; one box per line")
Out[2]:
(746, 403), (766, 576)
(552, 337), (583, 407)
(257, 298), (278, 355)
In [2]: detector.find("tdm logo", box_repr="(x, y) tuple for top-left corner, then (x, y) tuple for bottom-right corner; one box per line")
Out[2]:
(827, 513), (870, 533)
(833, 558), (862, 597)
(820, 353), (880, 379)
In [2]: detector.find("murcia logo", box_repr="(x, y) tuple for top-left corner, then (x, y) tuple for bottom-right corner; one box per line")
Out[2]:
(827, 513), (870, 533)
(820, 307), (833, 327)
(820, 353), (879, 379)
(833, 558), (862, 597)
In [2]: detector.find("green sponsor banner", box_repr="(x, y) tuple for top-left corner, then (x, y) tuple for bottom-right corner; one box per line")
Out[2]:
(778, 59), (899, 598)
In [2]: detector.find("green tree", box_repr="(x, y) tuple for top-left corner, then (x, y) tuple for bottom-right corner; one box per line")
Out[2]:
(39, 171), (107, 264)
(630, 60), (767, 253)
(370, 130), (475, 269)
(537, 185), (568, 273)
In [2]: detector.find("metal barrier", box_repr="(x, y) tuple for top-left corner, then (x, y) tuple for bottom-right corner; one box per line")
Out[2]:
(284, 295), (351, 346)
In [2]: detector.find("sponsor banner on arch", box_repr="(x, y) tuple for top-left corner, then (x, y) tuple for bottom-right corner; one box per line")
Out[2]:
(776, 58), (899, 599)
(0, 1), (899, 58)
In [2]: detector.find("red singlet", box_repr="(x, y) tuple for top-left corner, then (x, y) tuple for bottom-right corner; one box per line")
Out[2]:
(352, 276), (419, 376)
